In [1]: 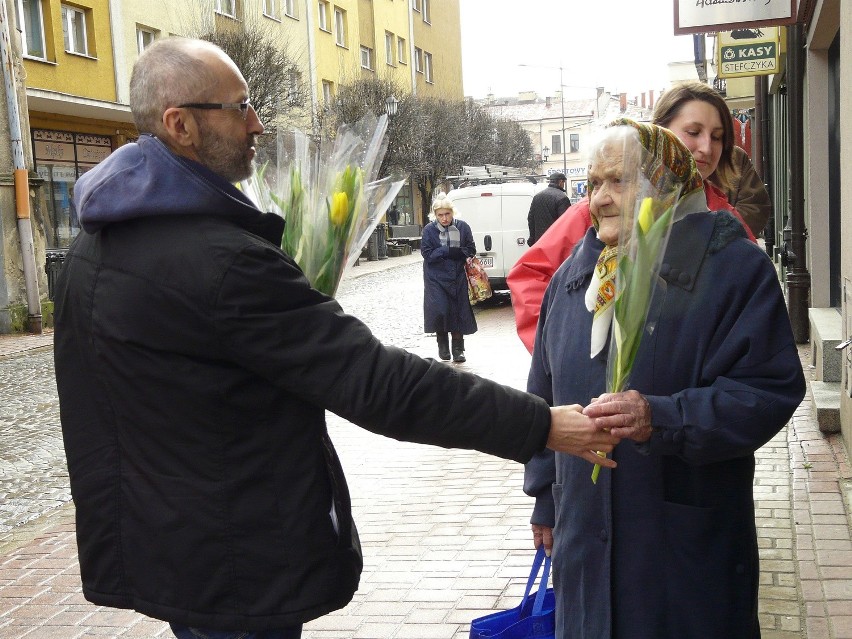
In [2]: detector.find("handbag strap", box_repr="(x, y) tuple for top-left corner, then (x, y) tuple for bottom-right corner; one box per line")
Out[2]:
(519, 546), (551, 619)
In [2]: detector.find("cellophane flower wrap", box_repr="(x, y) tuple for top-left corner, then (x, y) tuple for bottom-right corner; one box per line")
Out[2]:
(241, 113), (405, 296)
(590, 124), (696, 483)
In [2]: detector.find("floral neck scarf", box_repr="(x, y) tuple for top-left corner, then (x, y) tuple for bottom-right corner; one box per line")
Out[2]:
(584, 244), (619, 358)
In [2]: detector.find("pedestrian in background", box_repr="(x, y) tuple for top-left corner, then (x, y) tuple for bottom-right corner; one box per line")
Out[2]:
(508, 80), (760, 352)
(527, 171), (571, 245)
(52, 38), (621, 639)
(524, 120), (805, 638)
(421, 193), (477, 362)
(387, 204), (400, 226)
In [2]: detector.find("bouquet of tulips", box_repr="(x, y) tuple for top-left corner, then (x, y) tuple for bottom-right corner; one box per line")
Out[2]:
(241, 113), (405, 296)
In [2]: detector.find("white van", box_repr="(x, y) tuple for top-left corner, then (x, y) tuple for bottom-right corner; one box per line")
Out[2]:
(448, 180), (546, 291)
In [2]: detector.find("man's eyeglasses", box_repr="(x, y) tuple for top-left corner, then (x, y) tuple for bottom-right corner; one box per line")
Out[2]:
(178, 100), (252, 119)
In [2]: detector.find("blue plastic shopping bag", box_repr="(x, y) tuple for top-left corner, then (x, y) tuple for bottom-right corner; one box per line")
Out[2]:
(469, 546), (555, 639)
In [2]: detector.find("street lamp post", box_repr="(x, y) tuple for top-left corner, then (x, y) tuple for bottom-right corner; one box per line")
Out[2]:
(542, 145), (550, 170)
(519, 63), (567, 175)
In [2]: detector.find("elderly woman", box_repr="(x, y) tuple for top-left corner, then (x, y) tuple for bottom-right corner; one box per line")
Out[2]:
(421, 193), (477, 362)
(524, 120), (805, 638)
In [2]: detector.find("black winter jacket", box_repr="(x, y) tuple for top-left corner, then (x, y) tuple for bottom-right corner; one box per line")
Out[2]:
(54, 136), (552, 631)
(527, 184), (571, 245)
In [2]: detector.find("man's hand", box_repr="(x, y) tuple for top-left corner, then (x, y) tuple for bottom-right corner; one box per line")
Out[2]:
(547, 404), (620, 467)
(532, 524), (553, 556)
(583, 390), (653, 443)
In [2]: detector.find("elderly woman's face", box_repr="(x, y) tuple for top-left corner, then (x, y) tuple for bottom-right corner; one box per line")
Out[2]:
(588, 147), (636, 246)
(435, 208), (454, 224)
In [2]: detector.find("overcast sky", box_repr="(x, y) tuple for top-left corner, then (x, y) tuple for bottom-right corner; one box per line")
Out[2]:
(459, 0), (698, 100)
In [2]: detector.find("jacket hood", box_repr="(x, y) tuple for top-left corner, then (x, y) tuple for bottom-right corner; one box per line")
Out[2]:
(75, 134), (264, 233)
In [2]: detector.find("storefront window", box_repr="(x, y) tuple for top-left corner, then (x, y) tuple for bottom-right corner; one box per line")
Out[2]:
(33, 130), (112, 247)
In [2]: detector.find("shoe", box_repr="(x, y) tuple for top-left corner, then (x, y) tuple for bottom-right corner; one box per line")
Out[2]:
(436, 333), (451, 361)
(451, 337), (466, 363)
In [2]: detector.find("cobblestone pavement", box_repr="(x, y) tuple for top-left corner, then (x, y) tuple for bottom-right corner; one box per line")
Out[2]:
(0, 253), (851, 638)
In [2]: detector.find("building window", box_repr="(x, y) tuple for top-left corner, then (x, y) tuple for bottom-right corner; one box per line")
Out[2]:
(569, 133), (580, 153)
(422, 0), (430, 23)
(216, 0), (236, 17)
(397, 36), (406, 64)
(61, 5), (88, 56)
(322, 80), (333, 106)
(33, 130), (113, 248)
(414, 47), (422, 73)
(333, 7), (346, 47)
(286, 68), (301, 104)
(284, 0), (296, 17)
(551, 134), (562, 155)
(360, 46), (372, 70)
(15, 0), (47, 59)
(318, 0), (329, 30)
(263, 0), (278, 18)
(424, 51), (433, 82)
(385, 32), (394, 66)
(136, 27), (157, 53)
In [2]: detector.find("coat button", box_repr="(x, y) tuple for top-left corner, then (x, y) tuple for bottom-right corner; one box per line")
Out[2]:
(669, 268), (680, 280)
(660, 263), (671, 276)
(678, 272), (691, 285)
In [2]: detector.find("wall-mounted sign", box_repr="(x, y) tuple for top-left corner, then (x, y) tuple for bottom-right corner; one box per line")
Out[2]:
(717, 27), (780, 78)
(674, 0), (796, 36)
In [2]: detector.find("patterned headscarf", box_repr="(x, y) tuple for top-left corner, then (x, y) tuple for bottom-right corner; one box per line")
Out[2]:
(588, 118), (704, 206)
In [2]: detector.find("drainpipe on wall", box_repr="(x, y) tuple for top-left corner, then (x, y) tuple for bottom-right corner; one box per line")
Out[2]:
(784, 23), (810, 343)
(754, 74), (773, 257)
(0, 0), (41, 334)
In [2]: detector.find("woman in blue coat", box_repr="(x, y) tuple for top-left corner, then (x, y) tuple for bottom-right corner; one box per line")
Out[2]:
(421, 193), (477, 362)
(524, 120), (806, 638)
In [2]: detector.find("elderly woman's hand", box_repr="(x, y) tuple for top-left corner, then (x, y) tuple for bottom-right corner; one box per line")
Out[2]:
(583, 390), (653, 443)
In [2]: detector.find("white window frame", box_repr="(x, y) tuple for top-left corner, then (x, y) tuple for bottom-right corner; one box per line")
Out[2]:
(397, 36), (406, 64)
(322, 80), (333, 105)
(286, 68), (301, 104)
(411, 0), (421, 12)
(385, 32), (394, 66)
(215, 0), (236, 18)
(422, 0), (430, 23)
(569, 133), (580, 154)
(61, 4), (88, 56)
(263, 0), (278, 18)
(424, 51), (433, 83)
(414, 47), (423, 73)
(318, 0), (329, 30)
(360, 45), (372, 70)
(284, 0), (296, 18)
(136, 26), (156, 53)
(333, 7), (346, 47)
(15, 0), (47, 59)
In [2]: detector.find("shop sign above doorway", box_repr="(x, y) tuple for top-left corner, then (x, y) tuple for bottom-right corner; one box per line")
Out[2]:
(716, 27), (780, 78)
(674, 0), (796, 35)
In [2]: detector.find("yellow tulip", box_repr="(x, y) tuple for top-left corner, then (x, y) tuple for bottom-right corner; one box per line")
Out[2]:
(330, 191), (349, 226)
(637, 197), (654, 234)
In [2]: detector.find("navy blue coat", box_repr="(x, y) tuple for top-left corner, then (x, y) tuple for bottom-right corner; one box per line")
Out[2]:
(421, 218), (477, 334)
(525, 212), (805, 638)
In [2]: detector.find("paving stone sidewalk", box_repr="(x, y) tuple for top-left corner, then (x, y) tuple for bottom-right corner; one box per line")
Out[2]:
(1, 254), (851, 638)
